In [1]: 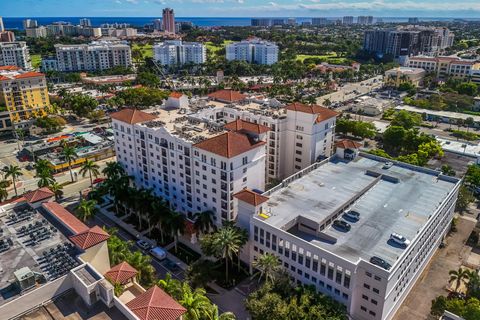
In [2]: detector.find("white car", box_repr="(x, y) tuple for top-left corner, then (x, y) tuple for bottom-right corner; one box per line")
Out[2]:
(390, 233), (410, 246)
(383, 161), (394, 169)
(136, 240), (152, 251)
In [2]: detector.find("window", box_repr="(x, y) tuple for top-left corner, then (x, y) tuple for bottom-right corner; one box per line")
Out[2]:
(327, 267), (334, 280)
(369, 311), (376, 316)
(373, 288), (379, 294)
(361, 306), (367, 312)
(362, 295), (368, 300)
(364, 284), (370, 290)
(242, 156), (248, 165)
(371, 299), (378, 305)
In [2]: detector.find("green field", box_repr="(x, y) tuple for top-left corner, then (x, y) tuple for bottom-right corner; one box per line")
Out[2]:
(205, 40), (234, 55)
(132, 43), (153, 58)
(31, 54), (42, 69)
(295, 52), (351, 64)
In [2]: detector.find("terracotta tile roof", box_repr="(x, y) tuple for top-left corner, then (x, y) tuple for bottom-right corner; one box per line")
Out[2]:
(42, 202), (89, 234)
(110, 108), (157, 125)
(234, 189), (269, 206)
(224, 119), (270, 134)
(69, 226), (110, 250)
(126, 286), (186, 320)
(0, 66), (20, 70)
(105, 261), (138, 285)
(23, 187), (54, 204)
(335, 139), (362, 149)
(169, 92), (184, 99)
(194, 131), (266, 158)
(0, 75), (10, 81)
(208, 89), (246, 103)
(286, 102), (338, 123)
(14, 71), (45, 79)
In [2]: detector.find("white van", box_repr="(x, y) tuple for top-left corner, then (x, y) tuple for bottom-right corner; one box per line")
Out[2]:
(149, 247), (167, 261)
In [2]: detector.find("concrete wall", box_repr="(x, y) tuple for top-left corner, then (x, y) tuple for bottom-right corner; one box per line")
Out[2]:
(3, 275), (73, 320)
(113, 296), (140, 320)
(79, 241), (111, 275)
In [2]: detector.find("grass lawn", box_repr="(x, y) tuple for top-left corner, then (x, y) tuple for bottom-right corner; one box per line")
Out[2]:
(31, 54), (42, 69)
(132, 43), (153, 58)
(205, 40), (234, 55)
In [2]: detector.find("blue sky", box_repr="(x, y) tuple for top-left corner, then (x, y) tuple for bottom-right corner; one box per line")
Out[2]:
(2, 0), (480, 17)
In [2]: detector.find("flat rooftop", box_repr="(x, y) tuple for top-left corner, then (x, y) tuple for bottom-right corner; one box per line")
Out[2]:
(257, 155), (459, 266)
(0, 204), (79, 305)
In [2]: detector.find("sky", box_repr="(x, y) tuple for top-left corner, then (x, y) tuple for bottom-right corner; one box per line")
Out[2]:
(2, 0), (480, 18)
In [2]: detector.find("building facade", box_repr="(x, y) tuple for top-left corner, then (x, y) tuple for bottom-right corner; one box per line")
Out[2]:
(405, 56), (480, 80)
(236, 154), (461, 320)
(54, 41), (132, 72)
(226, 38), (279, 65)
(154, 40), (206, 66)
(0, 66), (50, 131)
(0, 42), (32, 70)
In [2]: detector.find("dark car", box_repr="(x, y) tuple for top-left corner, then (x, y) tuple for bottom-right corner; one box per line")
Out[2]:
(344, 210), (360, 220)
(333, 220), (351, 232)
(370, 256), (392, 270)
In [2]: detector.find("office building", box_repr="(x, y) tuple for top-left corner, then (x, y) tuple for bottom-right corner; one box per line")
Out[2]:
(54, 40), (132, 72)
(312, 18), (329, 26)
(0, 31), (15, 42)
(358, 16), (374, 25)
(251, 18), (271, 27)
(162, 8), (175, 34)
(0, 66), (50, 131)
(111, 92), (337, 226)
(23, 19), (38, 29)
(0, 192), (186, 320)
(343, 16), (354, 25)
(408, 18), (419, 24)
(236, 153), (460, 320)
(154, 40), (206, 66)
(153, 18), (163, 31)
(0, 42), (32, 70)
(405, 56), (480, 80)
(79, 18), (92, 27)
(226, 38), (279, 65)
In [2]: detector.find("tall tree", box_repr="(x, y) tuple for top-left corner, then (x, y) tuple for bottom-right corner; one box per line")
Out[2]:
(207, 305), (236, 320)
(79, 159), (100, 187)
(37, 170), (55, 188)
(179, 282), (212, 320)
(252, 253), (281, 284)
(76, 199), (97, 222)
(0, 180), (10, 202)
(449, 268), (470, 293)
(193, 210), (216, 234)
(102, 161), (125, 180)
(61, 145), (78, 182)
(157, 273), (182, 299)
(165, 211), (186, 253)
(3, 165), (22, 197)
(49, 182), (64, 201)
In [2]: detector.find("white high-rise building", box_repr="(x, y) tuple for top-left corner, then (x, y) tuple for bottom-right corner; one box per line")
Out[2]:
(0, 42), (32, 70)
(55, 40), (132, 72)
(23, 19), (38, 29)
(0, 17), (4, 32)
(111, 90), (338, 225)
(226, 38), (279, 65)
(153, 40), (206, 66)
(80, 18), (92, 27)
(236, 153), (461, 320)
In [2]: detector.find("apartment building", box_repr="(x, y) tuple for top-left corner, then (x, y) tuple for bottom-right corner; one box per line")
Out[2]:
(54, 41), (132, 72)
(226, 38), (279, 65)
(111, 91), (337, 225)
(312, 18), (329, 26)
(0, 66), (50, 131)
(357, 16), (374, 25)
(343, 16), (355, 25)
(236, 153), (461, 320)
(162, 8), (175, 34)
(405, 56), (480, 80)
(154, 40), (206, 66)
(0, 42), (32, 70)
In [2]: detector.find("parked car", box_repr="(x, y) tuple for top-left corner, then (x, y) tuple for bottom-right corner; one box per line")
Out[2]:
(370, 256), (392, 270)
(390, 233), (410, 246)
(163, 259), (180, 273)
(136, 240), (152, 251)
(150, 246), (167, 261)
(383, 162), (394, 169)
(93, 177), (105, 185)
(344, 210), (360, 220)
(333, 220), (351, 232)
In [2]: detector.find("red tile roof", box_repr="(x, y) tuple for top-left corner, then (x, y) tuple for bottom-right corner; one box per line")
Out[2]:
(224, 119), (270, 134)
(208, 89), (246, 103)
(0, 66), (20, 70)
(234, 189), (269, 206)
(14, 71), (45, 79)
(105, 261), (138, 285)
(110, 108), (157, 125)
(169, 92), (184, 99)
(126, 286), (186, 320)
(194, 131), (266, 158)
(286, 102), (338, 123)
(23, 187), (54, 204)
(69, 226), (110, 250)
(335, 139), (362, 149)
(42, 202), (89, 234)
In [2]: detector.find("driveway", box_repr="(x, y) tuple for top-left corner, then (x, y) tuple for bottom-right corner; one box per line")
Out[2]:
(393, 214), (477, 320)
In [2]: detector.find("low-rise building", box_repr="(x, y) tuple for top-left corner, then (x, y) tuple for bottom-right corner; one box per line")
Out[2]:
(405, 56), (480, 80)
(236, 153), (460, 320)
(226, 38), (279, 65)
(351, 97), (392, 116)
(384, 67), (426, 87)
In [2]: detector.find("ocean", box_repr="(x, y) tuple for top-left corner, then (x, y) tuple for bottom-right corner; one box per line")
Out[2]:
(3, 16), (475, 30)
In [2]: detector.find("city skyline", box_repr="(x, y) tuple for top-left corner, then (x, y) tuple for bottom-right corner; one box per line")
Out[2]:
(2, 0), (480, 18)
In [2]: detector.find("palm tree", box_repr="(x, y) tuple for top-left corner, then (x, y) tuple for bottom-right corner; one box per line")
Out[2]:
(178, 282), (212, 320)
(212, 226), (243, 284)
(3, 165), (22, 197)
(165, 211), (186, 253)
(152, 198), (169, 243)
(76, 199), (97, 222)
(252, 253), (281, 284)
(467, 270), (480, 298)
(79, 159), (100, 187)
(49, 182), (64, 201)
(61, 145), (78, 182)
(0, 180), (10, 202)
(37, 170), (55, 188)
(207, 305), (236, 320)
(449, 268), (470, 293)
(102, 161), (125, 180)
(34, 159), (52, 177)
(127, 251), (156, 287)
(193, 210), (216, 234)
(158, 273), (182, 299)
(106, 228), (133, 265)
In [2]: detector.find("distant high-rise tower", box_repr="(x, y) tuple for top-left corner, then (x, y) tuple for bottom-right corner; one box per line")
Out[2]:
(0, 17), (4, 32)
(80, 18), (92, 27)
(162, 8), (175, 34)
